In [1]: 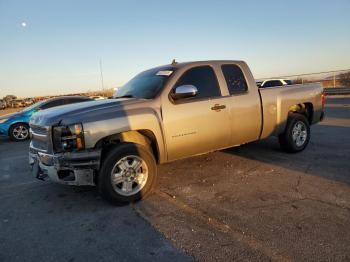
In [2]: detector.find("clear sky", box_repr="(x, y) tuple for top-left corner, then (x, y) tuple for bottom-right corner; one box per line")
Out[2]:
(0, 0), (349, 98)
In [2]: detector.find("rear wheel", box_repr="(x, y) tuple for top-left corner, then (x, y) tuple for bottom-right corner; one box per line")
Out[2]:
(9, 123), (30, 141)
(279, 113), (310, 153)
(98, 143), (157, 204)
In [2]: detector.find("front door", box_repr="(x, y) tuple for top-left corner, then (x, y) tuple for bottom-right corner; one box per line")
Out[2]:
(161, 66), (231, 161)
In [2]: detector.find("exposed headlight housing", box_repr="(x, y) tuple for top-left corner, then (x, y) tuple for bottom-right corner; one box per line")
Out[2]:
(0, 118), (8, 124)
(53, 123), (85, 152)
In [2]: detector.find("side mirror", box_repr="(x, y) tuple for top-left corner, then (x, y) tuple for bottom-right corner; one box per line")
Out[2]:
(171, 85), (198, 100)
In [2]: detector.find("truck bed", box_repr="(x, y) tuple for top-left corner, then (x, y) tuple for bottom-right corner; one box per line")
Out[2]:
(258, 83), (323, 138)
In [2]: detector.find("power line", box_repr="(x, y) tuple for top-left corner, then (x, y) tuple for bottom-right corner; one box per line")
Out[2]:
(258, 68), (350, 80)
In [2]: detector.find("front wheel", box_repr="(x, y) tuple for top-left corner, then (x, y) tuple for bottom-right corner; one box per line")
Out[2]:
(98, 143), (157, 204)
(9, 123), (30, 141)
(279, 113), (310, 153)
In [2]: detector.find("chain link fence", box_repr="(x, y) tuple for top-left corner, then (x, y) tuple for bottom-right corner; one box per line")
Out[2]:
(257, 69), (350, 95)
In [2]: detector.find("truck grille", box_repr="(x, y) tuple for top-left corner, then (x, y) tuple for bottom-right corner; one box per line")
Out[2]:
(29, 124), (52, 153)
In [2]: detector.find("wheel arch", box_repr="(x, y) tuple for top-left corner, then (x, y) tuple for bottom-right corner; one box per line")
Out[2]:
(95, 130), (161, 164)
(8, 121), (29, 136)
(279, 112), (311, 153)
(288, 102), (314, 124)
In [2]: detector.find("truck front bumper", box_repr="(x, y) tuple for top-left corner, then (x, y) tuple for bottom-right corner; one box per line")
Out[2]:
(29, 148), (101, 186)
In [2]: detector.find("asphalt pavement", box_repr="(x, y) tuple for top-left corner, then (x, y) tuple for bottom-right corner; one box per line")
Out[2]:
(0, 96), (349, 261)
(0, 140), (191, 261)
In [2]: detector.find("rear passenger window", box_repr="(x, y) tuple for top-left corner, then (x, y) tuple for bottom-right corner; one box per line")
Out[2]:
(175, 66), (221, 99)
(262, 81), (272, 88)
(221, 65), (248, 94)
(275, 80), (283, 86)
(270, 80), (281, 87)
(263, 80), (282, 88)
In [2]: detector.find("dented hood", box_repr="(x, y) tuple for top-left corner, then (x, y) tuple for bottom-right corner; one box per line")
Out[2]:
(29, 98), (149, 127)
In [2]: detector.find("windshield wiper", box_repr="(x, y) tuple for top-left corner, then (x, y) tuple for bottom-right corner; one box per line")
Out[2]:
(114, 95), (135, 99)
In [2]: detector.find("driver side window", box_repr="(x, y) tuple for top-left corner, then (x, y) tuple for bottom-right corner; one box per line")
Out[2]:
(175, 66), (221, 99)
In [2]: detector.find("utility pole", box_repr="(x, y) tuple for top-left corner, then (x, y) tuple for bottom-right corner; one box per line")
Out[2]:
(99, 59), (104, 91)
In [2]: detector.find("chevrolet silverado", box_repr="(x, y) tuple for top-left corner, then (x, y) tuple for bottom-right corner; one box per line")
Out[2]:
(29, 60), (324, 203)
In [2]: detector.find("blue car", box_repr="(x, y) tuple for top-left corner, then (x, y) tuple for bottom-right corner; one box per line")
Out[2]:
(0, 96), (92, 141)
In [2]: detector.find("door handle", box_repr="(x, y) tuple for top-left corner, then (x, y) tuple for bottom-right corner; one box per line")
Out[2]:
(211, 104), (226, 111)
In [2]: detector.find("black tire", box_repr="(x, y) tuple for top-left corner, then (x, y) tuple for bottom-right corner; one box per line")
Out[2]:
(98, 143), (157, 204)
(9, 123), (30, 142)
(278, 113), (310, 153)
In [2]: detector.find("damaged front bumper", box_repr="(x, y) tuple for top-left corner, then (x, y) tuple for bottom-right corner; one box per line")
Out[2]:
(29, 148), (101, 186)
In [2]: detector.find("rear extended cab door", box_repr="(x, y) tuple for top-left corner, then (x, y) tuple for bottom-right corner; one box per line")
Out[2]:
(219, 62), (262, 146)
(160, 63), (232, 161)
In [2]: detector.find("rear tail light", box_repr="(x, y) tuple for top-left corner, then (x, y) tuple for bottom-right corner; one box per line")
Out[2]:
(321, 92), (325, 108)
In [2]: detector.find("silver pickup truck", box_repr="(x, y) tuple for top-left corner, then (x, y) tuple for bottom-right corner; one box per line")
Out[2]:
(29, 60), (324, 203)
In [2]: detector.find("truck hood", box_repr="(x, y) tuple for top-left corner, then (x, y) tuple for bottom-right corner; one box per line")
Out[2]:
(30, 98), (149, 127)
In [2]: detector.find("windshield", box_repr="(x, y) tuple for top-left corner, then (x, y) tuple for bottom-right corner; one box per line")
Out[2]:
(22, 100), (45, 112)
(113, 67), (176, 99)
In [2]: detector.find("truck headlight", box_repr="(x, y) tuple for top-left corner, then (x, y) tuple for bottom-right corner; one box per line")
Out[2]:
(53, 123), (85, 152)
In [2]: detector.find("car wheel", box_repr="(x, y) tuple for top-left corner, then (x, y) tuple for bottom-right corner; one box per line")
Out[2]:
(98, 143), (157, 204)
(279, 113), (310, 153)
(9, 123), (30, 142)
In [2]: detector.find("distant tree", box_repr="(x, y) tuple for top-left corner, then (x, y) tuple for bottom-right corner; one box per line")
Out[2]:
(3, 95), (16, 103)
(338, 72), (350, 87)
(293, 78), (303, 84)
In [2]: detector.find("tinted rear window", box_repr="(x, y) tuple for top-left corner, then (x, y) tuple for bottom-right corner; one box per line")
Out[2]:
(221, 65), (248, 94)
